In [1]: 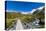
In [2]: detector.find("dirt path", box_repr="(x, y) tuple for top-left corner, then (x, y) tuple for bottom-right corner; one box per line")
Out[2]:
(16, 19), (24, 30)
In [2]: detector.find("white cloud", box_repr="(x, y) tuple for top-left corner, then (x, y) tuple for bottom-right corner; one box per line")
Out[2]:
(21, 12), (29, 14)
(21, 6), (44, 14)
(37, 6), (44, 10)
(21, 9), (36, 14)
(6, 10), (18, 13)
(21, 9), (37, 14)
(6, 6), (44, 14)
(30, 6), (44, 13)
(30, 9), (36, 13)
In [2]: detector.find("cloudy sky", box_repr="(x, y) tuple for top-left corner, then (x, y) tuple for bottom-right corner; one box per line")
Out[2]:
(5, 1), (45, 12)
